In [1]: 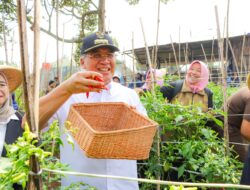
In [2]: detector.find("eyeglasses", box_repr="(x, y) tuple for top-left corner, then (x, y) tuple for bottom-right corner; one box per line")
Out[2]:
(87, 53), (115, 61)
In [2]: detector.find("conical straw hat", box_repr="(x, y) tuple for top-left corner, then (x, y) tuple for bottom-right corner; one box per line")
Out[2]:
(0, 65), (23, 92)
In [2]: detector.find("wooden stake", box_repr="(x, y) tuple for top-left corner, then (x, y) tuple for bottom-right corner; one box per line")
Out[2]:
(185, 42), (189, 64)
(240, 34), (246, 81)
(214, 5), (229, 155)
(132, 32), (136, 89)
(2, 12), (8, 65)
(56, 0), (61, 83)
(201, 43), (212, 80)
(178, 26), (181, 66)
(210, 38), (215, 63)
(227, 39), (240, 82)
(16, 0), (43, 188)
(140, 17), (160, 190)
(155, 3), (161, 189)
(170, 35), (180, 77)
(140, 18), (155, 94)
(152, 0), (161, 70)
(70, 43), (74, 75)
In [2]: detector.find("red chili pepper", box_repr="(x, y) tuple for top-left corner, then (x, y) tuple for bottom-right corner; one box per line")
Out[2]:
(85, 76), (107, 98)
(93, 76), (104, 82)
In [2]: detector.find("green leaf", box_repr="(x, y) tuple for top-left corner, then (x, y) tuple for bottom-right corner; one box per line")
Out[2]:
(66, 133), (75, 150)
(178, 164), (186, 178)
(0, 157), (12, 174)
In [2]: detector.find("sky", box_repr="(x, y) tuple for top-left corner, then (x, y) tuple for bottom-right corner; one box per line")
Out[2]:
(105, 0), (250, 50)
(1, 0), (250, 68)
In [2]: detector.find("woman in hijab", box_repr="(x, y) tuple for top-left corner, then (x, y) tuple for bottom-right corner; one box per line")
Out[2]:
(142, 69), (166, 90)
(135, 69), (166, 95)
(0, 65), (23, 158)
(160, 60), (213, 112)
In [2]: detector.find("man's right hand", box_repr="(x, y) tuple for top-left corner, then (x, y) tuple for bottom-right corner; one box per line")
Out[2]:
(61, 71), (105, 95)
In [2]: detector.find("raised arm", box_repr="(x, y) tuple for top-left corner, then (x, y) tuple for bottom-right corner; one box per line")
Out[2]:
(39, 71), (105, 129)
(241, 119), (250, 141)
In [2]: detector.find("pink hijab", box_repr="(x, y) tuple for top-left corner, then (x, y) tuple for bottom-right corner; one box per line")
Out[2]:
(142, 69), (166, 90)
(185, 60), (209, 93)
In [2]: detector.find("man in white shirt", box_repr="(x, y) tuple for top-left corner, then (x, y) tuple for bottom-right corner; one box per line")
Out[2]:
(39, 32), (146, 190)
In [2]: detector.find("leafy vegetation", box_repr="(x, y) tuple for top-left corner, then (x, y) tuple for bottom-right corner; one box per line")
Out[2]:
(139, 86), (243, 190)
(0, 121), (96, 190)
(207, 82), (238, 109)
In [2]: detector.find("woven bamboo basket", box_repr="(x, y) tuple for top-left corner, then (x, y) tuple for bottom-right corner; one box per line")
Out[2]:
(66, 102), (158, 160)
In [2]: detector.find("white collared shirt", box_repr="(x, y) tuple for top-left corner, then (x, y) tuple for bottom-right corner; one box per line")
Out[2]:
(49, 82), (146, 190)
(0, 113), (19, 157)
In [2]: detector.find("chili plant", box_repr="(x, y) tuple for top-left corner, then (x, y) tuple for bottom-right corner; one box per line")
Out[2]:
(0, 121), (96, 190)
(207, 82), (238, 109)
(139, 87), (242, 190)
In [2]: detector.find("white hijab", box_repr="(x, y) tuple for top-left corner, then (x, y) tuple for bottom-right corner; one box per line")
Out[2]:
(0, 73), (15, 123)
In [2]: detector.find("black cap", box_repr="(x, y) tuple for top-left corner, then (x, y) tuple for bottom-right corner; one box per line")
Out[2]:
(80, 32), (119, 54)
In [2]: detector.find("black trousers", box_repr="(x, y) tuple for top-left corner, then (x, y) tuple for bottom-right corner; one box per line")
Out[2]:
(240, 145), (250, 185)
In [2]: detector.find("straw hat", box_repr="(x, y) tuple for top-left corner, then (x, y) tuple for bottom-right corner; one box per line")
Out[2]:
(247, 73), (250, 89)
(0, 65), (23, 92)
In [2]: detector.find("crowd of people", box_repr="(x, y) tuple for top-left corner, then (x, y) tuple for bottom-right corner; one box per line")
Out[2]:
(1, 32), (250, 189)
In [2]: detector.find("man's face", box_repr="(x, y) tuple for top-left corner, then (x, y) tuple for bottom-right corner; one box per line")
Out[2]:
(80, 47), (116, 85)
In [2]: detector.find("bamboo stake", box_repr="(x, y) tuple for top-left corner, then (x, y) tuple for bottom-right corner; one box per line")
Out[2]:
(227, 39), (240, 82)
(225, 0), (230, 75)
(153, 0), (161, 70)
(183, 49), (188, 76)
(155, 3), (161, 189)
(184, 42), (189, 76)
(44, 168), (250, 189)
(70, 43), (74, 75)
(201, 44), (208, 63)
(122, 50), (128, 86)
(201, 43), (212, 80)
(170, 35), (180, 77)
(11, 31), (15, 65)
(33, 0), (40, 132)
(132, 32), (136, 89)
(98, 0), (106, 33)
(240, 34), (246, 81)
(30, 0), (43, 188)
(178, 26), (181, 66)
(210, 38), (215, 63)
(2, 12), (8, 65)
(56, 0), (61, 83)
(214, 5), (229, 155)
(140, 18), (155, 93)
(16, 0), (43, 189)
(185, 42), (189, 64)
(61, 22), (65, 78)
(165, 59), (168, 71)
(140, 17), (161, 190)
